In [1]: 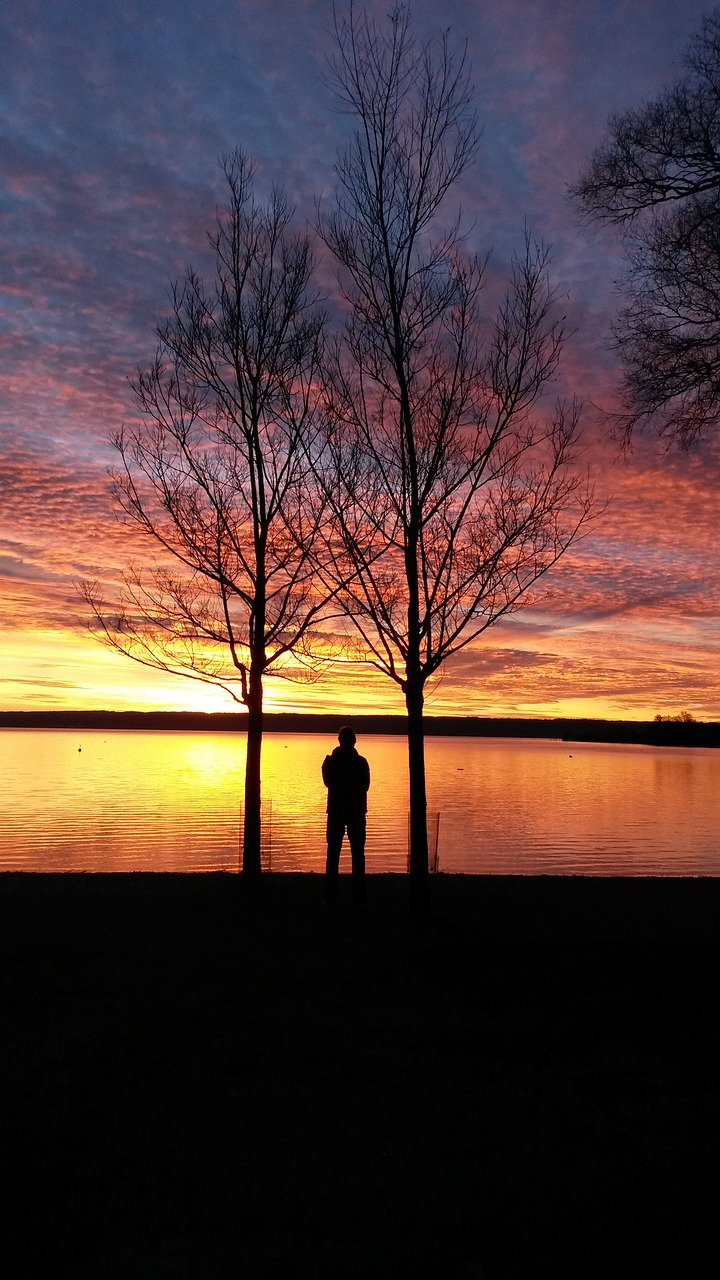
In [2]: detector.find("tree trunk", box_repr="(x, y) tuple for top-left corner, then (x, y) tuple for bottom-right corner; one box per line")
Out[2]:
(241, 662), (264, 880)
(405, 678), (429, 918)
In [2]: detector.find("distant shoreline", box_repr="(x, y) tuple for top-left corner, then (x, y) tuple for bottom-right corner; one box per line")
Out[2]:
(1, 708), (718, 748)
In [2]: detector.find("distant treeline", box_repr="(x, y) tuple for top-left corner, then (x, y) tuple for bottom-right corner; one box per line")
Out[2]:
(1, 709), (718, 749)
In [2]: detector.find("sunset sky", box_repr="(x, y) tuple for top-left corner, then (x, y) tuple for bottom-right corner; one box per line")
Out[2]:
(1, 0), (719, 721)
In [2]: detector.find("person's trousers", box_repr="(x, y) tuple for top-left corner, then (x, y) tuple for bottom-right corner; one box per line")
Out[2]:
(324, 812), (367, 903)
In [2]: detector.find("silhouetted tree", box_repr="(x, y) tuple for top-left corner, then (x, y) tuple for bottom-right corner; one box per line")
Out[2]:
(317, 4), (595, 913)
(572, 10), (720, 445)
(84, 152), (329, 878)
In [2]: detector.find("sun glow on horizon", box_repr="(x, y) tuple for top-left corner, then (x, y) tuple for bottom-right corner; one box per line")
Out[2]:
(2, 619), (717, 722)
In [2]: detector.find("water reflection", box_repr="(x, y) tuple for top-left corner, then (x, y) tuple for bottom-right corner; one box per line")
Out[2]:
(0, 728), (718, 875)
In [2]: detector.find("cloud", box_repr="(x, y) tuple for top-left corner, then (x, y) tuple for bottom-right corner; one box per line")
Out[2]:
(0, 0), (718, 716)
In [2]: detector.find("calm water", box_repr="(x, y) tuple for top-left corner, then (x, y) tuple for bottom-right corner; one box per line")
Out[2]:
(0, 729), (718, 875)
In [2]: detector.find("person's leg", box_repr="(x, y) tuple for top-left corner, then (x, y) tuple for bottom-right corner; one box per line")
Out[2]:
(324, 814), (344, 903)
(348, 815), (367, 903)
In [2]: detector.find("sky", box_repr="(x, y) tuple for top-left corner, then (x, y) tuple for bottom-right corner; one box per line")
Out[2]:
(1, 0), (719, 721)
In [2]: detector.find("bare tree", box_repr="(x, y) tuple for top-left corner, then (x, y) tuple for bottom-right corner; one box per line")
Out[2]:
(572, 9), (720, 445)
(84, 151), (329, 878)
(318, 4), (595, 913)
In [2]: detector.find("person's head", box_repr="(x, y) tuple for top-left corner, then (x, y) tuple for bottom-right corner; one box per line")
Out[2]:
(337, 725), (356, 749)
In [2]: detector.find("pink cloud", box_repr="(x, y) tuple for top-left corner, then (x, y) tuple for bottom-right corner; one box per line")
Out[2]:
(0, 0), (718, 716)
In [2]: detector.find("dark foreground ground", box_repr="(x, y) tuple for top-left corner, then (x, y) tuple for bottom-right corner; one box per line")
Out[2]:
(1, 873), (719, 1279)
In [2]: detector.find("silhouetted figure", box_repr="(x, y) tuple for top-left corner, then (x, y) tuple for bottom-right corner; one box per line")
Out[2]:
(322, 726), (370, 904)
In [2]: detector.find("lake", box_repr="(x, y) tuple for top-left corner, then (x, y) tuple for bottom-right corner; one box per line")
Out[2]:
(1, 728), (718, 875)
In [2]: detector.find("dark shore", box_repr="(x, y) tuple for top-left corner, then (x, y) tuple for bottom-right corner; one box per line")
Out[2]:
(2, 708), (719, 748)
(2, 872), (719, 1278)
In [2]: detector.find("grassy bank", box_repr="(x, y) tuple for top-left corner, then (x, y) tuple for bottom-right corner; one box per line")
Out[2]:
(2, 872), (719, 1277)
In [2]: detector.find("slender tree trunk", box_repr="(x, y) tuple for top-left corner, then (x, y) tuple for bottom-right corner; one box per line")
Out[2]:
(405, 677), (429, 918)
(242, 658), (264, 880)
(404, 493), (430, 915)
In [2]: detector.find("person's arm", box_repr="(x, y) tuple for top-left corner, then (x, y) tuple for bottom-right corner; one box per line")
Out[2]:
(322, 755), (332, 788)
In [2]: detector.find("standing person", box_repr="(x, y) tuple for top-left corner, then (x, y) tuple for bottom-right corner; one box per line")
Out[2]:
(322, 726), (370, 904)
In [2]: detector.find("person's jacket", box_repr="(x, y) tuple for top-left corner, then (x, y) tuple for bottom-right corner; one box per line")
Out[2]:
(322, 745), (370, 816)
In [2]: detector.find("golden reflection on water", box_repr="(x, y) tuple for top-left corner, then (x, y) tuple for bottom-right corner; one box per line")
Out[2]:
(1, 729), (719, 874)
